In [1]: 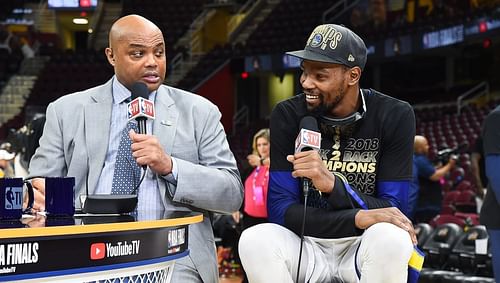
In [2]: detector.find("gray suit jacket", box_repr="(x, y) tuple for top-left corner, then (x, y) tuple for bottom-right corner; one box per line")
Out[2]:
(29, 79), (243, 283)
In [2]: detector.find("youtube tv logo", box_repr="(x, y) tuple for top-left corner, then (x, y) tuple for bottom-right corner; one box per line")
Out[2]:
(90, 243), (105, 260)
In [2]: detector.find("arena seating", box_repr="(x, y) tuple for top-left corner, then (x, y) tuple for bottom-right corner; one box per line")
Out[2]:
(418, 223), (494, 282)
(0, 1), (497, 280)
(26, 49), (113, 107)
(121, 0), (206, 62)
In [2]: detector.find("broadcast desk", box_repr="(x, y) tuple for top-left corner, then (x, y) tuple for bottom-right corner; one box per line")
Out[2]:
(0, 211), (203, 282)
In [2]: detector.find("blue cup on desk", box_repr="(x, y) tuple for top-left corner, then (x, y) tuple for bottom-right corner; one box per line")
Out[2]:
(0, 178), (34, 220)
(45, 177), (75, 217)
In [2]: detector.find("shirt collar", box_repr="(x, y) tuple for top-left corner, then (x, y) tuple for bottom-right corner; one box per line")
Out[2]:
(112, 76), (132, 105)
(112, 76), (157, 104)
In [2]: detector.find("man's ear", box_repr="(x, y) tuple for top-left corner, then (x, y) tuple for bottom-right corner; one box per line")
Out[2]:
(348, 67), (361, 85)
(105, 47), (115, 66)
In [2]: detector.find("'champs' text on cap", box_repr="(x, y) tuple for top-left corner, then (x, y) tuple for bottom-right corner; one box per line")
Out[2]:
(286, 24), (367, 70)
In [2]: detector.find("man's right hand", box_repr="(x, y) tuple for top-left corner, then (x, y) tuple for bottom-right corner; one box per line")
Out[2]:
(26, 178), (45, 212)
(355, 207), (417, 245)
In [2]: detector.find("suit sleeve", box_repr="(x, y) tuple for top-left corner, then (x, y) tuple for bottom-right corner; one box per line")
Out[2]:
(28, 102), (68, 178)
(168, 103), (243, 214)
(267, 103), (362, 238)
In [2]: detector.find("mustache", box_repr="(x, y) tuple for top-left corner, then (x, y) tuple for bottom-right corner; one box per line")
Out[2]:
(303, 90), (320, 96)
(143, 71), (159, 77)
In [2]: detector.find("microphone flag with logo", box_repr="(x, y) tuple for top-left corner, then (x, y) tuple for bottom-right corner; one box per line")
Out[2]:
(295, 116), (321, 195)
(127, 82), (155, 135)
(111, 82), (150, 194)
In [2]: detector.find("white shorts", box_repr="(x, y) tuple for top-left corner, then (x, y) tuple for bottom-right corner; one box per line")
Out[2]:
(239, 222), (412, 283)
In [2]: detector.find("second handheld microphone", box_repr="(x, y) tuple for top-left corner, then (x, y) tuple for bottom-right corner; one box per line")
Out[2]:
(294, 116), (321, 196)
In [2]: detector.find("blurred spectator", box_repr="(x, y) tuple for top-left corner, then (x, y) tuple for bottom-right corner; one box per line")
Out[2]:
(19, 37), (34, 59)
(0, 26), (12, 54)
(214, 128), (271, 271)
(368, 0), (387, 30)
(242, 128), (270, 228)
(0, 149), (15, 178)
(0, 25), (24, 73)
(412, 135), (456, 223)
(237, 128), (270, 282)
(471, 136), (487, 198)
(0, 141), (27, 178)
(480, 105), (500, 282)
(350, 7), (364, 30)
(25, 24), (41, 53)
(23, 115), (46, 168)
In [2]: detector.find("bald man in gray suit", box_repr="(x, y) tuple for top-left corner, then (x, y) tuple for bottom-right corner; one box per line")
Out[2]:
(28, 14), (243, 283)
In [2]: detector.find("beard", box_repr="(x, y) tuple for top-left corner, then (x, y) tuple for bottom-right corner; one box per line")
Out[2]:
(306, 85), (347, 118)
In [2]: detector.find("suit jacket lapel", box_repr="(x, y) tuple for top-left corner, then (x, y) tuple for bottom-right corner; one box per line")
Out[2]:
(84, 80), (113, 189)
(153, 85), (178, 155)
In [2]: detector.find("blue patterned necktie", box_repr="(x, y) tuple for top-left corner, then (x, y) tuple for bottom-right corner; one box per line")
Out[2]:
(111, 121), (141, 194)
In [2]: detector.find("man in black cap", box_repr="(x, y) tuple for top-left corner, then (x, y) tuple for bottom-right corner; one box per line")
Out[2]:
(239, 24), (418, 282)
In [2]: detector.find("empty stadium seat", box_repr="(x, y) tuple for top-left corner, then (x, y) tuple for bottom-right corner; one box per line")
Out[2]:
(430, 214), (467, 228)
(454, 212), (480, 226)
(422, 223), (462, 269)
(448, 225), (489, 273)
(415, 223), (434, 249)
(454, 190), (477, 213)
(455, 180), (473, 192)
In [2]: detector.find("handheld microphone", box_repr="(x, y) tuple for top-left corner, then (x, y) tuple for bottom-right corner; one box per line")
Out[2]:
(127, 82), (155, 172)
(295, 116), (321, 196)
(127, 82), (155, 135)
(295, 116), (321, 283)
(80, 82), (154, 215)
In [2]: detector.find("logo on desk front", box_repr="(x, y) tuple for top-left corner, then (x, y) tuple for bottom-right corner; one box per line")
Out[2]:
(90, 243), (105, 260)
(90, 240), (140, 260)
(0, 242), (39, 266)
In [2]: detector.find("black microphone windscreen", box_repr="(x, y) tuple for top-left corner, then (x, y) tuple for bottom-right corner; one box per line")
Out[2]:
(131, 82), (149, 100)
(299, 116), (319, 132)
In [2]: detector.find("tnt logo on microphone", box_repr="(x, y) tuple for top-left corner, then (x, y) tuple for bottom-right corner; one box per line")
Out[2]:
(140, 99), (155, 119)
(128, 99), (140, 120)
(5, 186), (22, 210)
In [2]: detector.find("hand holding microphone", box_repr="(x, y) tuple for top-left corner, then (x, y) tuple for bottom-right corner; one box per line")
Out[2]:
(127, 82), (172, 176)
(130, 132), (173, 176)
(287, 116), (334, 194)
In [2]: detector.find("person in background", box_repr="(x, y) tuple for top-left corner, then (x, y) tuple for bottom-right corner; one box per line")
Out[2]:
(242, 128), (270, 282)
(471, 136), (487, 198)
(412, 135), (456, 223)
(0, 149), (15, 178)
(28, 14), (243, 282)
(479, 104), (500, 282)
(242, 128), (270, 228)
(223, 128), (270, 282)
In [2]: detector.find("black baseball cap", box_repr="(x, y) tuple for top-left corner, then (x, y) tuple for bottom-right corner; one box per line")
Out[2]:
(287, 24), (367, 70)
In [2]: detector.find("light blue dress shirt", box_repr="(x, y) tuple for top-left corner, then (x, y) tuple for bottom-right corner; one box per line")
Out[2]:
(94, 77), (176, 211)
